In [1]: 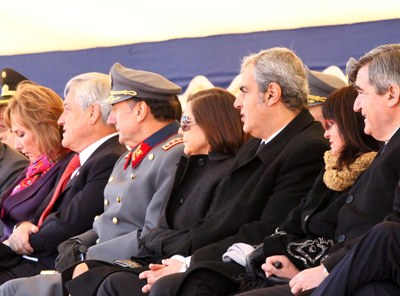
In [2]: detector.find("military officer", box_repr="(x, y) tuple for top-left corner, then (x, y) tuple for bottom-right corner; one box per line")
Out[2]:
(85, 63), (184, 262)
(0, 63), (184, 296)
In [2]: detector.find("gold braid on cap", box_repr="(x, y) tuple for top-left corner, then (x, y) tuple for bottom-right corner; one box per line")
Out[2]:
(111, 90), (138, 96)
(106, 90), (138, 103)
(1, 84), (16, 98)
(307, 95), (326, 105)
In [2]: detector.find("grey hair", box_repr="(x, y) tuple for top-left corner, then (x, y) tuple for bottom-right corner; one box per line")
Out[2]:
(350, 44), (400, 95)
(241, 47), (308, 111)
(64, 72), (112, 123)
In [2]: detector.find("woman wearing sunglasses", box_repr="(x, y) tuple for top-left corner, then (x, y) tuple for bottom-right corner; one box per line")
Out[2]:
(60, 87), (246, 295)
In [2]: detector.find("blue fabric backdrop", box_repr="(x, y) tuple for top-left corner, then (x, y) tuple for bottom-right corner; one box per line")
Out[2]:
(0, 19), (399, 96)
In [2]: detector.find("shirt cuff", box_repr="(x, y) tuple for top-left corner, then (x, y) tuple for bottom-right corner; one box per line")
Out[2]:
(170, 255), (191, 272)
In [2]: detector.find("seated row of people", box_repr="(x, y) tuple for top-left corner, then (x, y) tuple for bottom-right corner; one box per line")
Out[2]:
(0, 48), (328, 295)
(0, 43), (399, 296)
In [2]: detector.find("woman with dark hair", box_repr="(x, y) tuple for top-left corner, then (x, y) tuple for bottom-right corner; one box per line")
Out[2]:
(0, 82), (72, 240)
(59, 87), (246, 295)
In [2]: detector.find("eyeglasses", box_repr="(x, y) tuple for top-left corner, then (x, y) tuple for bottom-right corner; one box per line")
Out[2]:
(325, 119), (335, 130)
(180, 115), (197, 132)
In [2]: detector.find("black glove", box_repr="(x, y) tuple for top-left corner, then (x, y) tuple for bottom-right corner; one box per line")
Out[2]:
(55, 239), (88, 272)
(245, 243), (266, 280)
(243, 244), (289, 289)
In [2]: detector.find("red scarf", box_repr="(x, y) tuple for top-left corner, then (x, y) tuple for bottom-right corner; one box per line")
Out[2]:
(11, 155), (54, 195)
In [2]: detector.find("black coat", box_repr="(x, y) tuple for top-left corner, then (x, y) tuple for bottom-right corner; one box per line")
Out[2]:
(323, 128), (400, 271)
(137, 152), (235, 261)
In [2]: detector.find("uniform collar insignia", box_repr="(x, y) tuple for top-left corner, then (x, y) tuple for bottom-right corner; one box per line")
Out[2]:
(123, 121), (180, 170)
(124, 142), (152, 170)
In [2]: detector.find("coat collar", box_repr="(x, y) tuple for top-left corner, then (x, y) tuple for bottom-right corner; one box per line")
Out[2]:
(257, 109), (316, 165)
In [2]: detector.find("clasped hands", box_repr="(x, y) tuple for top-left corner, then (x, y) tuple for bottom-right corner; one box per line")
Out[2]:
(3, 221), (38, 255)
(262, 255), (325, 295)
(139, 258), (184, 293)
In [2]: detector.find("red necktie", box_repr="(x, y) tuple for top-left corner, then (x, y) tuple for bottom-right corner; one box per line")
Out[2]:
(37, 154), (80, 227)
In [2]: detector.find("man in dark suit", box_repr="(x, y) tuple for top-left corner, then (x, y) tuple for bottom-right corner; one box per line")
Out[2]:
(87, 47), (329, 296)
(0, 72), (127, 283)
(229, 44), (400, 296)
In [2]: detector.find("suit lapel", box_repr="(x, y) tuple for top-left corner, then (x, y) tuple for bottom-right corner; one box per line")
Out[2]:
(258, 110), (315, 165)
(58, 135), (122, 196)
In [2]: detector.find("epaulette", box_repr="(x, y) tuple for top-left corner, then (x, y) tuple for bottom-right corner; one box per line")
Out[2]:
(162, 137), (183, 151)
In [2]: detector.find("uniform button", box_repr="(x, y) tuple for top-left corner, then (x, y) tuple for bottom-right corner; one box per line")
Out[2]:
(96, 239), (100, 244)
(198, 158), (205, 167)
(179, 197), (184, 204)
(104, 199), (109, 206)
(108, 176), (114, 182)
(346, 195), (354, 204)
(94, 215), (99, 222)
(116, 196), (121, 203)
(337, 234), (346, 243)
(131, 173), (136, 180)
(304, 215), (309, 222)
(148, 154), (154, 161)
(112, 217), (118, 224)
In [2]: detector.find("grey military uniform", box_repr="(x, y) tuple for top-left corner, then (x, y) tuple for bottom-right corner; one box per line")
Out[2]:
(77, 125), (183, 262)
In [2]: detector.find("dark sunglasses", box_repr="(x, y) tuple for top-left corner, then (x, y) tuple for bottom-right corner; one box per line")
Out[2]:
(180, 115), (197, 132)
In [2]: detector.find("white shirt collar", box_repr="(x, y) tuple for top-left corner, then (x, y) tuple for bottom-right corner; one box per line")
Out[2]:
(260, 127), (285, 145)
(385, 125), (400, 146)
(78, 133), (119, 166)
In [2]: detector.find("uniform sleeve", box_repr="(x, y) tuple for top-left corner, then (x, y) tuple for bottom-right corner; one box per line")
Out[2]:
(86, 145), (183, 262)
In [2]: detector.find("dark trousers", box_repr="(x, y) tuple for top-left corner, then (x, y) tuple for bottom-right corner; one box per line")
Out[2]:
(96, 271), (147, 296)
(0, 258), (48, 284)
(173, 269), (239, 296)
(235, 284), (292, 296)
(150, 273), (184, 296)
(312, 221), (400, 296)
